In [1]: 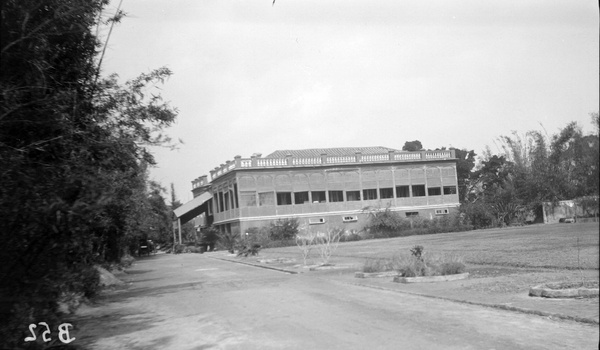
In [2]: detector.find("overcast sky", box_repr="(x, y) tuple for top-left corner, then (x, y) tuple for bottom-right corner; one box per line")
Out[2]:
(101, 0), (599, 202)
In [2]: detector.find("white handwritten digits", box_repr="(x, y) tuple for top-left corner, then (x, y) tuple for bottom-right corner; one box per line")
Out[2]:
(24, 323), (37, 342)
(24, 322), (75, 344)
(38, 322), (52, 342)
(58, 323), (76, 344)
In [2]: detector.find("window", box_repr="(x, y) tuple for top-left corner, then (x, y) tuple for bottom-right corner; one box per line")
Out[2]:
(294, 191), (309, 204)
(239, 191), (256, 207)
(224, 192), (230, 211)
(379, 188), (394, 199)
(342, 215), (358, 222)
(435, 208), (449, 215)
(311, 191), (326, 203)
(443, 186), (457, 195)
(218, 192), (224, 212)
(328, 190), (344, 202)
(428, 187), (441, 196)
(346, 190), (361, 201)
(396, 185), (410, 198)
(406, 211), (419, 217)
(412, 185), (426, 197)
(258, 192), (275, 206)
(363, 189), (377, 200)
(276, 192), (292, 205)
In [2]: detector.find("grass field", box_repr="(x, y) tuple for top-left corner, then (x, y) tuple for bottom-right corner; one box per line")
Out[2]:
(265, 222), (600, 270)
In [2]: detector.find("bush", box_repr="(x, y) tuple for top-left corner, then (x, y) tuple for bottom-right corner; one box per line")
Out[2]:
(269, 218), (299, 241)
(363, 206), (407, 238)
(173, 244), (186, 254)
(217, 231), (240, 254)
(362, 258), (394, 273)
(393, 247), (466, 277)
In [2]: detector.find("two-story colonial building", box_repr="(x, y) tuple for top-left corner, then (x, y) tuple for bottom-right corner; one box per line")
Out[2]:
(177, 146), (459, 238)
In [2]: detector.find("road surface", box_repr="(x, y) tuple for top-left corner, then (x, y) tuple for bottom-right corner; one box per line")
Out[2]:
(73, 252), (599, 349)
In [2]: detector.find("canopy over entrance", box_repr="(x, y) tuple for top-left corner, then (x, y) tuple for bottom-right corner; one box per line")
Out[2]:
(172, 192), (212, 244)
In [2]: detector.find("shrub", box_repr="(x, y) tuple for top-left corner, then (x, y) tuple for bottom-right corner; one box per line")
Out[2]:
(269, 218), (299, 241)
(217, 231), (240, 254)
(200, 226), (220, 246)
(362, 206), (406, 238)
(173, 244), (186, 254)
(393, 247), (466, 277)
(362, 258), (394, 273)
(237, 244), (262, 257)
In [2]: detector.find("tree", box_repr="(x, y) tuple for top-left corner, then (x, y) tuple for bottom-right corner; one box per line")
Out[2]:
(402, 140), (423, 152)
(0, 1), (177, 346)
(452, 148), (477, 203)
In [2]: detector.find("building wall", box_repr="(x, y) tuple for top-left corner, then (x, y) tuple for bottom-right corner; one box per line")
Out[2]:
(210, 161), (459, 234)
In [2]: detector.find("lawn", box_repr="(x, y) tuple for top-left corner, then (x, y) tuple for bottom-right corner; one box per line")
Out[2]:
(264, 222), (600, 270)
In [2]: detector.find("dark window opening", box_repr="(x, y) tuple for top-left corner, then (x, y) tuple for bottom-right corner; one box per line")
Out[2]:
(396, 185), (410, 198)
(294, 191), (309, 204)
(363, 189), (378, 200)
(380, 187), (394, 199)
(328, 190), (344, 202)
(406, 211), (419, 217)
(412, 185), (426, 197)
(276, 192), (292, 205)
(311, 191), (326, 203)
(443, 186), (457, 195)
(428, 187), (441, 196)
(346, 190), (361, 201)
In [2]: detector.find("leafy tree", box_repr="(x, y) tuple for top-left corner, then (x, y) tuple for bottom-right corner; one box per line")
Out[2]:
(402, 140), (423, 152)
(452, 148), (477, 203)
(0, 1), (177, 346)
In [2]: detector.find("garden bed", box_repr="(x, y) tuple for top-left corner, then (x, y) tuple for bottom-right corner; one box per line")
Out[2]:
(529, 281), (599, 298)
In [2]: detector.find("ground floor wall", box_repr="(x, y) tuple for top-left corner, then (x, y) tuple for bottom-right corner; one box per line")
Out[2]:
(213, 203), (460, 236)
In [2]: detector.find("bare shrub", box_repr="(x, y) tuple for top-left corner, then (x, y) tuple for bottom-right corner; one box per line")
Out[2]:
(314, 228), (344, 265)
(296, 231), (317, 266)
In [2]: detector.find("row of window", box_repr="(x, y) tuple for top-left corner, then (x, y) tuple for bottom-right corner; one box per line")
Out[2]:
(237, 185), (457, 207)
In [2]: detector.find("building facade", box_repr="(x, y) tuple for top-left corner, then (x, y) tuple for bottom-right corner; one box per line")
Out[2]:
(190, 147), (459, 235)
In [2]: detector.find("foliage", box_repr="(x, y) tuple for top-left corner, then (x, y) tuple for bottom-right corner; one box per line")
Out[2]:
(201, 226), (220, 247)
(218, 231), (240, 254)
(0, 1), (176, 346)
(268, 218), (300, 241)
(362, 206), (408, 238)
(462, 119), (599, 227)
(296, 227), (317, 266)
(237, 244), (262, 257)
(394, 249), (466, 277)
(362, 257), (395, 273)
(402, 140), (423, 151)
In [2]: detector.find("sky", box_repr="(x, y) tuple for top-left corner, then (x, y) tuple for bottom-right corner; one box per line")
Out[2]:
(101, 0), (599, 202)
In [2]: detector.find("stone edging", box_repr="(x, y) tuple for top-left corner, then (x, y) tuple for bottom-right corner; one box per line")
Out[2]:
(393, 272), (470, 283)
(529, 282), (599, 298)
(355, 271), (399, 278)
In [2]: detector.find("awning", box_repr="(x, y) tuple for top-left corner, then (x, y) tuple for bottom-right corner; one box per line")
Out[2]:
(173, 192), (212, 224)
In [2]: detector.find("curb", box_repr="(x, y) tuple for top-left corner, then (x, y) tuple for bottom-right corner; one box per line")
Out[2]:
(343, 280), (599, 325)
(207, 256), (299, 274)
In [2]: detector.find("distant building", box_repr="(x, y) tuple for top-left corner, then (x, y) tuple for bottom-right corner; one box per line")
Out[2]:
(177, 147), (460, 238)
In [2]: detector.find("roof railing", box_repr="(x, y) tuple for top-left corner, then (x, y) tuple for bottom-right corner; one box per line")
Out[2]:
(206, 149), (456, 181)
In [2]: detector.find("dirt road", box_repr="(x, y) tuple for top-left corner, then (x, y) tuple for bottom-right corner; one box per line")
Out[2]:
(72, 253), (598, 349)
